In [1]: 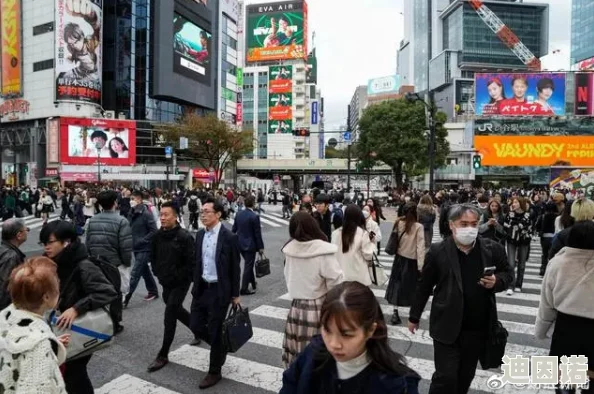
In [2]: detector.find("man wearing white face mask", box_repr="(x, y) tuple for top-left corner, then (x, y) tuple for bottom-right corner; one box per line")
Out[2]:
(408, 204), (513, 394)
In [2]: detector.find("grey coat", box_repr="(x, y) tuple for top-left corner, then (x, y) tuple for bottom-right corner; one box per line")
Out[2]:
(86, 210), (133, 267)
(0, 241), (26, 309)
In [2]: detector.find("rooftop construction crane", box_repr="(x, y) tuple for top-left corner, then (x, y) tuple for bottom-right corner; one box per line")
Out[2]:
(469, 0), (542, 71)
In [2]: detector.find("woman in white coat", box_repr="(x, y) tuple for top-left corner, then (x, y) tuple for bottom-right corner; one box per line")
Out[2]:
(362, 204), (382, 251)
(331, 204), (375, 286)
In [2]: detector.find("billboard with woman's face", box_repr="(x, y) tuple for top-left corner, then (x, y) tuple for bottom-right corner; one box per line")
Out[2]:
(475, 73), (566, 116)
(59, 117), (136, 165)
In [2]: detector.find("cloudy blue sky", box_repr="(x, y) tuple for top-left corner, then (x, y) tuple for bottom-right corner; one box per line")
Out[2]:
(302, 0), (572, 132)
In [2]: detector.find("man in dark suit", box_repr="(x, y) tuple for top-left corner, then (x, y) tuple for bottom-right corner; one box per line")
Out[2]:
(191, 198), (241, 389)
(232, 195), (264, 295)
(408, 204), (513, 394)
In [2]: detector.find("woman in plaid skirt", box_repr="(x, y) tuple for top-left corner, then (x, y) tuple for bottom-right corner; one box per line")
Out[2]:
(281, 212), (344, 369)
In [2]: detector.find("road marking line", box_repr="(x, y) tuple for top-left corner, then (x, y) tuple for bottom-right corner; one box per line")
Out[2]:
(169, 344), (284, 393)
(260, 213), (289, 225)
(96, 374), (181, 394)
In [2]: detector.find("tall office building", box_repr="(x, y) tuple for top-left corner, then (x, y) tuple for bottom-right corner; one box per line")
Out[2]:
(348, 86), (368, 135)
(571, 0), (594, 67)
(398, 0), (549, 119)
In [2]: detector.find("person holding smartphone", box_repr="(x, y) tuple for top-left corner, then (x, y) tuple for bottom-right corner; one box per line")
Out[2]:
(408, 204), (513, 394)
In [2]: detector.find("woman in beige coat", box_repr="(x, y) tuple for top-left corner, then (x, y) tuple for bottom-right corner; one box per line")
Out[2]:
(385, 202), (425, 325)
(331, 204), (375, 286)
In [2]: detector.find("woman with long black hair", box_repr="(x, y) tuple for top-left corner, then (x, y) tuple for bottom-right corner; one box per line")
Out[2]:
(385, 202), (425, 325)
(331, 205), (375, 286)
(280, 281), (420, 393)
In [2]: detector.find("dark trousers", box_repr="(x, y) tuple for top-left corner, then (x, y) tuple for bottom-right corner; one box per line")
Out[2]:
(64, 355), (93, 394)
(189, 212), (199, 230)
(129, 251), (159, 297)
(540, 236), (553, 274)
(429, 331), (486, 394)
(158, 283), (192, 358)
(190, 282), (230, 375)
(240, 250), (256, 292)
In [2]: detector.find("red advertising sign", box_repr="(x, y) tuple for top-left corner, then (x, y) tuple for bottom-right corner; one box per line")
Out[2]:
(0, 98), (28, 120)
(45, 168), (59, 176)
(269, 106), (292, 120)
(1, 0), (23, 96)
(193, 168), (210, 179)
(575, 73), (594, 116)
(236, 102), (243, 123)
(59, 117), (136, 166)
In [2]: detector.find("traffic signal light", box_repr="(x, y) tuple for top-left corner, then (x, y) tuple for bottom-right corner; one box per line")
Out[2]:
(293, 128), (310, 137)
(174, 167), (179, 175)
(472, 155), (482, 169)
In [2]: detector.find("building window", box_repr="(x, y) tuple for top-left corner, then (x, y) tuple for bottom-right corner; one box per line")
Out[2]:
(33, 59), (54, 72)
(33, 22), (54, 36)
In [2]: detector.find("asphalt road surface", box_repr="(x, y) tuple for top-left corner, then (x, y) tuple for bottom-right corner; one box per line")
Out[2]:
(0, 204), (552, 393)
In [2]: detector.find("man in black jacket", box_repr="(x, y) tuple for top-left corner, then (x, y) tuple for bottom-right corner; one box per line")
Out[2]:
(147, 201), (196, 372)
(408, 204), (513, 394)
(313, 193), (332, 241)
(0, 218), (28, 309)
(191, 198), (241, 389)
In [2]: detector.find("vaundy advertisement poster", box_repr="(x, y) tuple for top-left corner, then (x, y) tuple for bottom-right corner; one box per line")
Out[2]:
(0, 0), (22, 96)
(246, 0), (307, 62)
(55, 0), (103, 105)
(474, 73), (566, 116)
(474, 136), (594, 167)
(59, 117), (136, 166)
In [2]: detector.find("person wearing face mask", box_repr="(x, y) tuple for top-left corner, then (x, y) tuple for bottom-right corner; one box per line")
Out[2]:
(408, 204), (512, 394)
(503, 197), (533, 295)
(362, 205), (382, 248)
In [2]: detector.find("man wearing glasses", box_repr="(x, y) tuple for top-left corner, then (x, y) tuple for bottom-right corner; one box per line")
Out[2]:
(190, 198), (241, 389)
(0, 219), (29, 309)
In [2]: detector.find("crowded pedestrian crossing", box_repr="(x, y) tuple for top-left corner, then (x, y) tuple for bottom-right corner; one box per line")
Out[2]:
(0, 211), (61, 232)
(95, 227), (551, 394)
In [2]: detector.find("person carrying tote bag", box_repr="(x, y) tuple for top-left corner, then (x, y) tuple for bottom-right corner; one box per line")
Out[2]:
(385, 202), (425, 325)
(40, 221), (117, 394)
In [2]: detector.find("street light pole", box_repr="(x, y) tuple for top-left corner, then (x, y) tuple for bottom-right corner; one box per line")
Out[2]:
(405, 92), (437, 192)
(347, 143), (351, 192)
(95, 142), (101, 183)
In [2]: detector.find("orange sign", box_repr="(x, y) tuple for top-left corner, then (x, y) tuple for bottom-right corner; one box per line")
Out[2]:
(269, 106), (292, 120)
(474, 136), (594, 167)
(1, 0), (22, 96)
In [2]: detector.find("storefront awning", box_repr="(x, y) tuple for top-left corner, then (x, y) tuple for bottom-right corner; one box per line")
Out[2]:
(60, 172), (98, 182)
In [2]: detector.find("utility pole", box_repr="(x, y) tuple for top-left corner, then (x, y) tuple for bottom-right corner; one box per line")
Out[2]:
(347, 143), (351, 192)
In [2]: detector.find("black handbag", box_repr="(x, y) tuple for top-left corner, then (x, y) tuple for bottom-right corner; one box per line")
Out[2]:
(255, 252), (271, 278)
(222, 304), (253, 353)
(384, 226), (401, 256)
(479, 298), (509, 369)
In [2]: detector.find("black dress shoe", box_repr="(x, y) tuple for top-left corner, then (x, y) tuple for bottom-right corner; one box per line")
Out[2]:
(114, 324), (124, 335)
(390, 312), (402, 325)
(147, 356), (169, 372)
(199, 373), (222, 389)
(252, 281), (257, 290)
(240, 289), (256, 296)
(190, 338), (202, 346)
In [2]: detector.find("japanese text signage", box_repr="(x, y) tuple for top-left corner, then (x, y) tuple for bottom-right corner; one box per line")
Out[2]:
(0, 0), (22, 96)
(246, 0), (307, 62)
(367, 75), (401, 96)
(46, 118), (60, 165)
(55, 0), (103, 105)
(475, 73), (566, 116)
(0, 98), (28, 121)
(311, 101), (318, 124)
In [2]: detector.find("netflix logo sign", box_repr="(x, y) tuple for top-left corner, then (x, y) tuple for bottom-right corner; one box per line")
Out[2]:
(575, 73), (594, 116)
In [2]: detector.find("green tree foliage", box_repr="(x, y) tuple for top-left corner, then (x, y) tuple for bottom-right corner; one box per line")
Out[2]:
(159, 113), (253, 188)
(357, 99), (450, 188)
(324, 146), (349, 159)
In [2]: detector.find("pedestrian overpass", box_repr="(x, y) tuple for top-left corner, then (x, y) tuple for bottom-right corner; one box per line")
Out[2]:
(236, 158), (392, 175)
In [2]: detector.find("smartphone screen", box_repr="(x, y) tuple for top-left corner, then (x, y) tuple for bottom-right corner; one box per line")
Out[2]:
(483, 266), (496, 276)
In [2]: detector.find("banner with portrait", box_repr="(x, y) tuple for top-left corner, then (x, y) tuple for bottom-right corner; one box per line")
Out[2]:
(55, 0), (103, 105)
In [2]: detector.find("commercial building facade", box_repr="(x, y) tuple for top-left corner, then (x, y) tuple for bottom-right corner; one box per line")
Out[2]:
(0, 0), (225, 187)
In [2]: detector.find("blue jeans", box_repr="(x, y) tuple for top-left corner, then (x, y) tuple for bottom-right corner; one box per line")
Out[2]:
(128, 251), (159, 297)
(507, 243), (528, 290)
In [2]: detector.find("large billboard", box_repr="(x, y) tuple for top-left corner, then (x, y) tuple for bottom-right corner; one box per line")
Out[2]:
(269, 119), (292, 134)
(367, 75), (401, 96)
(269, 65), (292, 127)
(1, 0), (22, 97)
(575, 73), (594, 115)
(269, 65), (292, 93)
(173, 13), (211, 85)
(550, 167), (594, 193)
(55, 0), (103, 105)
(475, 73), (566, 116)
(246, 1), (307, 62)
(59, 117), (136, 166)
(474, 136), (594, 167)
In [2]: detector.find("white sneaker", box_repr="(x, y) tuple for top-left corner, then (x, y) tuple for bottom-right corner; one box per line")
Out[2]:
(506, 289), (514, 296)
(514, 288), (522, 293)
